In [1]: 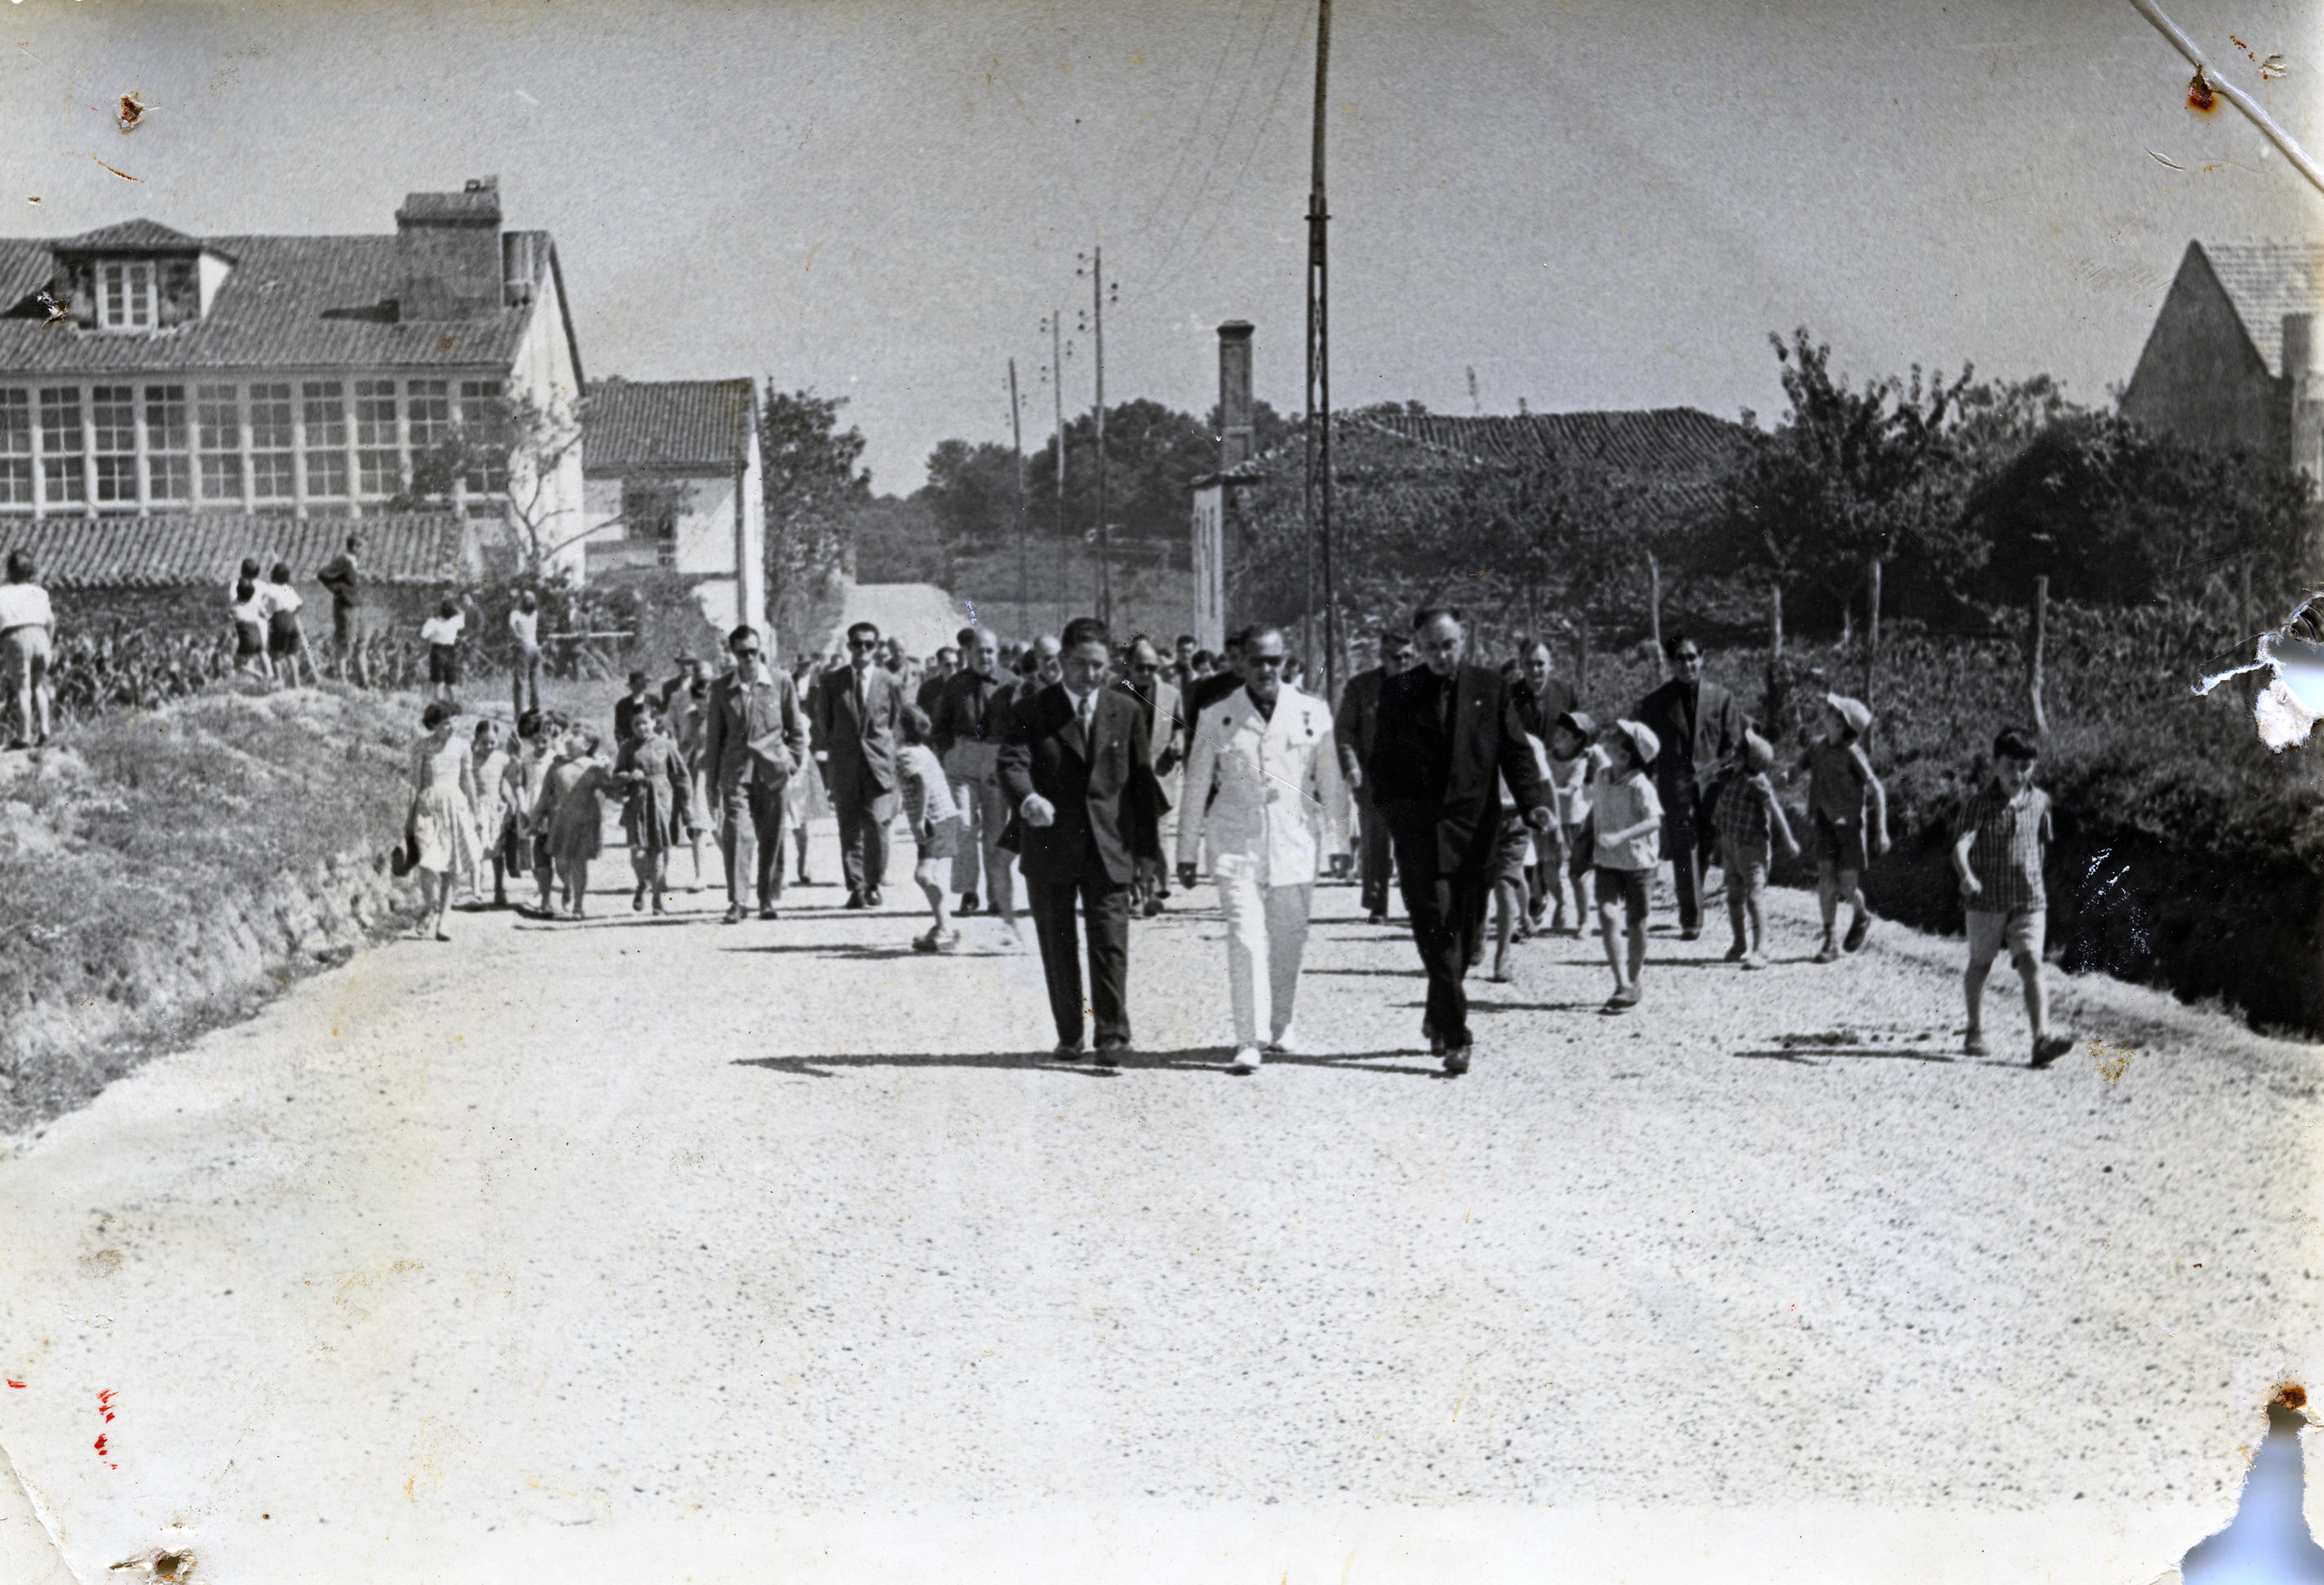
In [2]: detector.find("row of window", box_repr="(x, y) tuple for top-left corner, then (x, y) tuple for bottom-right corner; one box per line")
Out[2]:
(0, 378), (507, 512)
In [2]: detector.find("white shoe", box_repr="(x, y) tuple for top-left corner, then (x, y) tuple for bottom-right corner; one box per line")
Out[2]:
(1225, 1046), (1263, 1076)
(1264, 1027), (1298, 1056)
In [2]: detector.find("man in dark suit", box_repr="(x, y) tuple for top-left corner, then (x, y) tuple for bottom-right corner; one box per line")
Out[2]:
(809, 619), (906, 908)
(1185, 628), (1246, 719)
(1631, 631), (1744, 941)
(1366, 608), (1554, 1076)
(998, 615), (1165, 1062)
(702, 624), (808, 923)
(1334, 626), (1416, 924)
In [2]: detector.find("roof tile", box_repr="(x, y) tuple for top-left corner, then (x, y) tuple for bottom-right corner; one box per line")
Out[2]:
(582, 378), (755, 471)
(0, 511), (468, 590)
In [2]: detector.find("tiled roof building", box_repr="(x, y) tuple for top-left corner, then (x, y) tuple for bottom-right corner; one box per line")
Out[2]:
(580, 377), (765, 631)
(0, 176), (587, 575)
(2122, 240), (2323, 473)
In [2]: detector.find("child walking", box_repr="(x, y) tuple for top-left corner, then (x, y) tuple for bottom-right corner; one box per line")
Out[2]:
(538, 728), (618, 918)
(420, 598), (464, 704)
(616, 702), (693, 914)
(896, 705), (963, 953)
(1544, 711), (1605, 935)
(1487, 728), (1556, 981)
(1713, 728), (1799, 968)
(1800, 693), (1890, 963)
(1953, 728), (2075, 1068)
(1591, 719), (1665, 1012)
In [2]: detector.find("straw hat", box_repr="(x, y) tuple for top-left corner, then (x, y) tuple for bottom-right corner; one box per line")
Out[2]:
(1611, 718), (1661, 766)
(1742, 728), (1775, 771)
(1825, 693), (1873, 736)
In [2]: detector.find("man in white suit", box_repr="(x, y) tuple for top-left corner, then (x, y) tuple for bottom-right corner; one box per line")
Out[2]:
(1175, 626), (1347, 1075)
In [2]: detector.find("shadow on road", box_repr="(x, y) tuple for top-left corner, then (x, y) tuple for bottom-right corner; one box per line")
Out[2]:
(1733, 1047), (2028, 1069)
(731, 1048), (1442, 1080)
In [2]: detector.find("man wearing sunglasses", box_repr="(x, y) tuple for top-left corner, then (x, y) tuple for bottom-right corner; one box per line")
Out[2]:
(1114, 635), (1186, 916)
(1631, 632), (1743, 941)
(1335, 626), (1418, 925)
(933, 625), (1018, 926)
(810, 620), (906, 908)
(702, 624), (808, 923)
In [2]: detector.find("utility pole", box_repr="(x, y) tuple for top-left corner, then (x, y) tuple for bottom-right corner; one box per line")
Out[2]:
(1008, 356), (1026, 631)
(1091, 245), (1113, 630)
(1051, 312), (1066, 629)
(1304, 0), (1337, 696)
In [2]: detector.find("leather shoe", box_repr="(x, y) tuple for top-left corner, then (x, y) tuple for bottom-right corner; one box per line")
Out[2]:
(1053, 1037), (1086, 1059)
(758, 905), (780, 920)
(720, 905), (746, 924)
(1366, 910), (1387, 926)
(958, 892), (980, 915)
(1441, 1046), (1472, 1077)
(865, 888), (883, 907)
(843, 892), (867, 910)
(1093, 1038), (1130, 1065)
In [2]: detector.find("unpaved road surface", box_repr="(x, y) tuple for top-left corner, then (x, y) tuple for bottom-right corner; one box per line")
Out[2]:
(2, 821), (2317, 1583)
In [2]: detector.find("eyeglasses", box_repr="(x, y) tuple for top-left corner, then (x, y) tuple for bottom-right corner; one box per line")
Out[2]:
(848, 638), (878, 650)
(1246, 654), (1289, 669)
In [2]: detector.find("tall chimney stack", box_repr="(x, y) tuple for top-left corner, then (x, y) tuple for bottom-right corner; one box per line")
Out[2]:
(2285, 312), (2315, 384)
(1218, 321), (1255, 471)
(396, 175), (505, 321)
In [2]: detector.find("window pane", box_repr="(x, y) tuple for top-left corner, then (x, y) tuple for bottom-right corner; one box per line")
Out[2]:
(39, 388), (82, 454)
(147, 454), (189, 503)
(126, 262), (151, 328)
(196, 385), (238, 452)
(144, 385), (187, 452)
(407, 379), (449, 448)
(458, 380), (509, 493)
(302, 382), (345, 446)
(101, 263), (124, 328)
(248, 383), (293, 449)
(43, 457), (82, 503)
(0, 458), (30, 507)
(94, 455), (136, 503)
(357, 449), (400, 497)
(200, 454), (241, 499)
(305, 449), (347, 498)
(354, 380), (396, 445)
(91, 386), (135, 454)
(0, 391), (28, 458)
(251, 451), (294, 501)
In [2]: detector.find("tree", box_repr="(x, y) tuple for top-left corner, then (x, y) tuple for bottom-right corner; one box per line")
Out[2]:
(919, 438), (1021, 549)
(1025, 398), (1216, 545)
(761, 385), (872, 640)
(395, 387), (596, 579)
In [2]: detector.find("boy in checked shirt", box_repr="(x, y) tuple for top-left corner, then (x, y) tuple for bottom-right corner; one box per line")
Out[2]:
(1951, 728), (2075, 1067)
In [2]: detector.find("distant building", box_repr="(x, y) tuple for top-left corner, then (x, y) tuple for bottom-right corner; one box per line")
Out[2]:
(2122, 240), (2323, 475)
(0, 176), (589, 575)
(579, 377), (765, 631)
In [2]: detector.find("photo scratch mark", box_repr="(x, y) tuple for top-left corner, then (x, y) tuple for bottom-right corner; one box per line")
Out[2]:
(117, 91), (144, 131)
(93, 157), (142, 183)
(2145, 148), (2185, 170)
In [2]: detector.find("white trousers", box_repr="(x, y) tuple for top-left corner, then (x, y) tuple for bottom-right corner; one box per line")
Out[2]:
(1213, 853), (1313, 1049)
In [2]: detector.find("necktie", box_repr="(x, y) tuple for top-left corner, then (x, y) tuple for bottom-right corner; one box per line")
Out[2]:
(1077, 689), (1094, 738)
(1436, 671), (1454, 733)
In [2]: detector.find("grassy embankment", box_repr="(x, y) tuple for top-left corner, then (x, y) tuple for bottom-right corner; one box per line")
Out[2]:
(0, 684), (425, 1133)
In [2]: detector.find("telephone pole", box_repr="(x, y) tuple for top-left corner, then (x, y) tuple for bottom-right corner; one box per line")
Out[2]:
(1051, 311), (1066, 629)
(1008, 356), (1027, 630)
(1305, 0), (1338, 695)
(1091, 244), (1113, 630)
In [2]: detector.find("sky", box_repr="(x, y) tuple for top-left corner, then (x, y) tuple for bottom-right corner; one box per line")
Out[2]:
(2, 0), (2320, 492)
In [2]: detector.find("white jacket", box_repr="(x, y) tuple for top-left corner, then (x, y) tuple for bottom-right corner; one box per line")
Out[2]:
(1175, 683), (1347, 886)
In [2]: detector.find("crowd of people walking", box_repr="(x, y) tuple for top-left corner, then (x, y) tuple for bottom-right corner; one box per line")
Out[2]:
(374, 600), (2075, 1077)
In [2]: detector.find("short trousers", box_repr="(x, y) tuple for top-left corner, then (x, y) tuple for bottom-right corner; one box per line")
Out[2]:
(2, 623), (50, 685)
(1564, 819), (1593, 881)
(1719, 838), (1770, 886)
(1722, 853), (1769, 900)
(428, 644), (461, 686)
(917, 812), (963, 863)
(1492, 811), (1531, 888)
(1967, 907), (2044, 963)
(1813, 810), (1869, 874)
(1595, 865), (1651, 927)
(268, 611), (303, 656)
(531, 833), (553, 874)
(234, 620), (265, 659)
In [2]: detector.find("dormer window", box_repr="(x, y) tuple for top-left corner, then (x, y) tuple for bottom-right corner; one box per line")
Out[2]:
(98, 260), (153, 330)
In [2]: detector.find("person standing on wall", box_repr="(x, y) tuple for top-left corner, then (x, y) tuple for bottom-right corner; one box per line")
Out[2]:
(1175, 626), (1344, 1074)
(703, 624), (807, 923)
(1335, 626), (1416, 926)
(811, 620), (906, 910)
(998, 615), (1165, 1063)
(507, 589), (544, 717)
(317, 533), (363, 686)
(1631, 632), (1744, 942)
(1366, 608), (1554, 1076)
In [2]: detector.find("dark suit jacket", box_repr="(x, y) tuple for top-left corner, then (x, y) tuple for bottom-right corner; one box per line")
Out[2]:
(1632, 677), (1743, 804)
(702, 669), (807, 794)
(997, 683), (1165, 886)
(1512, 675), (1580, 742)
(1333, 664), (1389, 786)
(809, 662), (904, 795)
(1366, 662), (1549, 875)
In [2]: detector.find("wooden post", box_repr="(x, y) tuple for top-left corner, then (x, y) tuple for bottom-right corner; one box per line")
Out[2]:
(2030, 574), (2050, 740)
(1765, 580), (1784, 729)
(1577, 617), (1592, 702)
(1647, 551), (1665, 678)
(1864, 556), (1882, 707)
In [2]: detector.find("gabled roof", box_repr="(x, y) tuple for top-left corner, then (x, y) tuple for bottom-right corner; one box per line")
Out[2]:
(2195, 241), (2324, 378)
(7, 511), (469, 591)
(55, 219), (212, 254)
(582, 378), (756, 472)
(0, 228), (569, 376)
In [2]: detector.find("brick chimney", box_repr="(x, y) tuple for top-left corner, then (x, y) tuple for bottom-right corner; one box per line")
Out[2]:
(396, 176), (505, 321)
(1218, 321), (1255, 470)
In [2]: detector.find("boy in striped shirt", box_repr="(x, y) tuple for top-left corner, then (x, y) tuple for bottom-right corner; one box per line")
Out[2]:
(1951, 728), (2074, 1068)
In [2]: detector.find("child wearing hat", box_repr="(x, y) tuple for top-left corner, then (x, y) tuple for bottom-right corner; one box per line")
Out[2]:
(1713, 728), (1799, 968)
(1798, 693), (1889, 963)
(1591, 719), (1665, 1011)
(1952, 728), (2074, 1067)
(1544, 711), (1607, 935)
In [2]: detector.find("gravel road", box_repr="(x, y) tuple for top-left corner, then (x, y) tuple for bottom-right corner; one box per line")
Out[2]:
(2, 822), (2317, 1583)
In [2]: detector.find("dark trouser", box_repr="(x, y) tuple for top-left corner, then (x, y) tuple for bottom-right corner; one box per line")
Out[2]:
(719, 779), (787, 909)
(830, 773), (899, 897)
(1356, 791), (1395, 915)
(1389, 829), (1490, 1048)
(1662, 787), (1715, 931)
(1025, 870), (1133, 1047)
(511, 644), (542, 716)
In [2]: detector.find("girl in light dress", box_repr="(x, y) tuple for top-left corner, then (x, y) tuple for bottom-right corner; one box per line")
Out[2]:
(537, 728), (621, 918)
(471, 719), (512, 909)
(616, 702), (693, 914)
(406, 702), (483, 941)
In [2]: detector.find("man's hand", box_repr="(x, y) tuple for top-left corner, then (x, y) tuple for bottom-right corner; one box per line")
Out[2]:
(1021, 793), (1056, 829)
(1873, 828), (1892, 857)
(1525, 804), (1556, 831)
(1177, 862), (1199, 891)
(1156, 746), (1181, 777)
(1343, 762), (1363, 792)
(1958, 872), (1982, 901)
